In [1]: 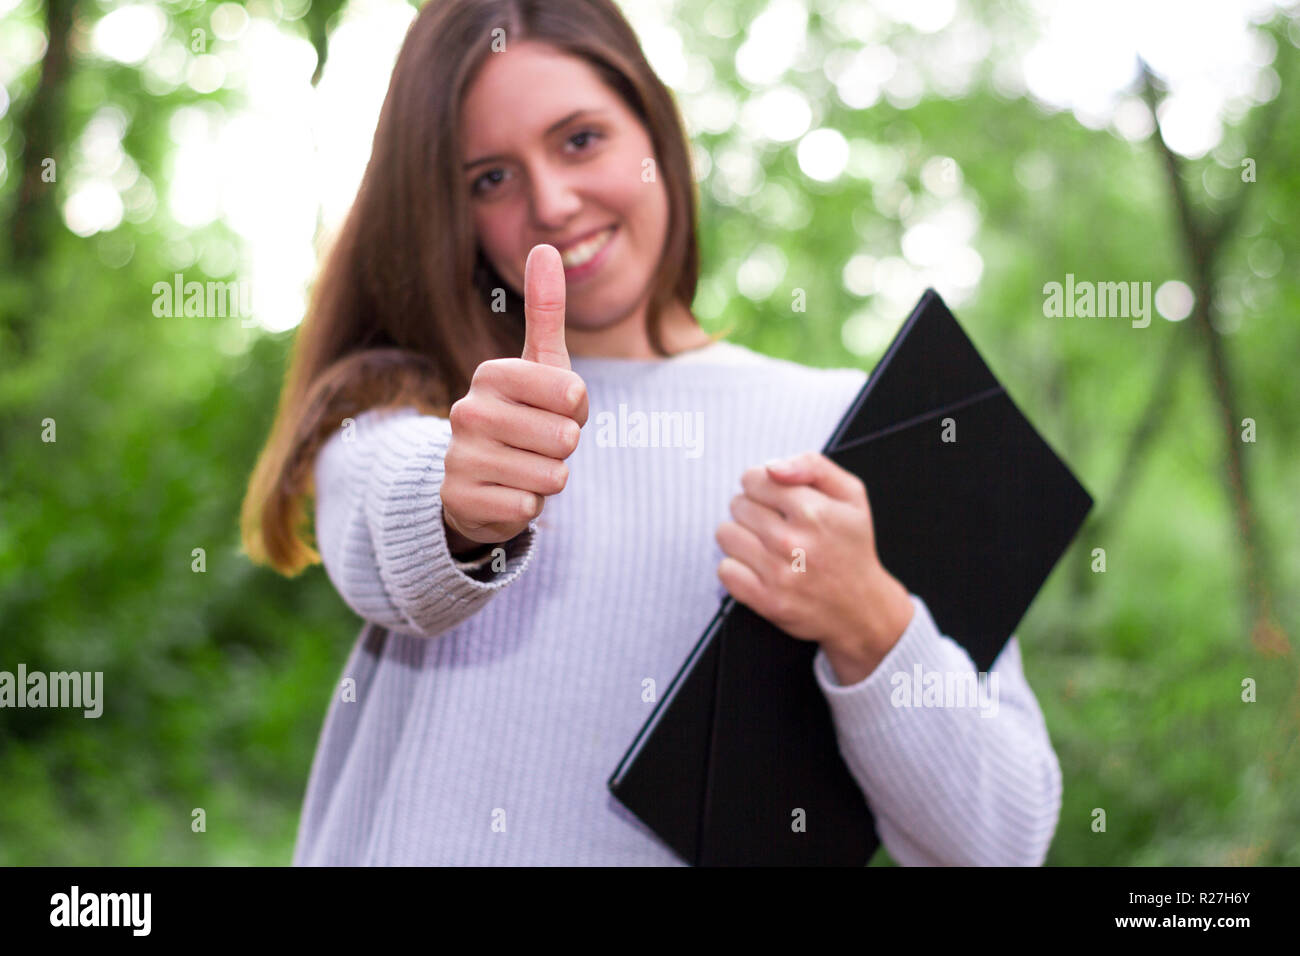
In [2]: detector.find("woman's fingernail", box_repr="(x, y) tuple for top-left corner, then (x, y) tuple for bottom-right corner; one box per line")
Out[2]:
(765, 457), (794, 473)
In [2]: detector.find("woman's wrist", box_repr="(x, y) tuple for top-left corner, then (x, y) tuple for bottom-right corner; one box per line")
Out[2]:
(443, 513), (487, 558)
(820, 570), (915, 685)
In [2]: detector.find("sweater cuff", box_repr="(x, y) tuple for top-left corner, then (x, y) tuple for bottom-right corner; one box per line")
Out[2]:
(811, 594), (965, 735)
(433, 494), (539, 589)
(417, 450), (540, 608)
(364, 408), (540, 636)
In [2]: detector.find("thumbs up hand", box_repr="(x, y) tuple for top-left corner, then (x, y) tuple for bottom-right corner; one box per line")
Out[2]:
(440, 245), (589, 552)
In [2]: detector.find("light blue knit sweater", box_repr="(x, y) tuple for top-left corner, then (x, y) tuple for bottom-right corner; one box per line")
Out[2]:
(294, 340), (1062, 865)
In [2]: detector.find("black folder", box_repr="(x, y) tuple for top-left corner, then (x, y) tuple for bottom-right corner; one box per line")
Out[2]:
(608, 289), (1093, 866)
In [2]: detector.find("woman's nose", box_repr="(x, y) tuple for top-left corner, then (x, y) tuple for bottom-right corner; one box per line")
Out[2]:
(528, 167), (583, 230)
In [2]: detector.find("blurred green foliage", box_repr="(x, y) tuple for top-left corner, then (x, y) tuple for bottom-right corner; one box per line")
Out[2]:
(1, 0), (1297, 865)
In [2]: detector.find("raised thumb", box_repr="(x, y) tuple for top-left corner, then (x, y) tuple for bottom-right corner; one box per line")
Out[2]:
(521, 244), (569, 369)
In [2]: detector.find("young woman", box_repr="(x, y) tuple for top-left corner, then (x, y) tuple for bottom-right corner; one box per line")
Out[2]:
(242, 0), (1061, 866)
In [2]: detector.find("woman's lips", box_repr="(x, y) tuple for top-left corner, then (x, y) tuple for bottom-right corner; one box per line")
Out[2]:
(561, 225), (618, 282)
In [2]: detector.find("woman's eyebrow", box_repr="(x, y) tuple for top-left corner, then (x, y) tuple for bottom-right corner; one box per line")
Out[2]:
(463, 108), (609, 170)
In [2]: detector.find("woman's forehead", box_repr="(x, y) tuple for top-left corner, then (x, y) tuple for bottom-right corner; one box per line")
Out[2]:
(460, 44), (616, 128)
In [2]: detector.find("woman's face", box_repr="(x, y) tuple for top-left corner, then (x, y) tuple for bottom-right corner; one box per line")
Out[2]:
(459, 41), (670, 343)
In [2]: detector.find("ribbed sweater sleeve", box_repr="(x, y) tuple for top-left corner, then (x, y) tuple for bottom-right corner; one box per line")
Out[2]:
(811, 595), (1062, 866)
(311, 405), (539, 638)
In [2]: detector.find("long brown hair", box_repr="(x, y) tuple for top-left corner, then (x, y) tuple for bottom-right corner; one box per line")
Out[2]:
(241, 0), (703, 575)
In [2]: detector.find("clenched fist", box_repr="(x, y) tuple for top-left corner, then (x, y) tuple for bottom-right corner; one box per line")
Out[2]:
(440, 244), (589, 553)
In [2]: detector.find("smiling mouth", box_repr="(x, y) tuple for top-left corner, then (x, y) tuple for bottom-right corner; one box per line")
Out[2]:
(558, 226), (617, 269)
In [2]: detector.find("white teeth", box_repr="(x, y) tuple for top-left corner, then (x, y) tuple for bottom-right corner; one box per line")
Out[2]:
(560, 227), (614, 268)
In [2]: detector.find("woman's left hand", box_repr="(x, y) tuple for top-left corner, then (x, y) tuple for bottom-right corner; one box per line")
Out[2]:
(715, 451), (916, 683)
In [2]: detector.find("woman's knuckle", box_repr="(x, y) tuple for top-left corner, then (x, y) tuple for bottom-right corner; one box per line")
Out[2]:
(565, 372), (587, 402)
(548, 463), (568, 493)
(557, 419), (580, 453)
(797, 497), (822, 526)
(448, 397), (467, 428)
(450, 396), (484, 432)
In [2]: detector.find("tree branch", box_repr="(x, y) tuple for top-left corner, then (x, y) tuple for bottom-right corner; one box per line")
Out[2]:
(4, 0), (76, 355)
(1136, 56), (1287, 656)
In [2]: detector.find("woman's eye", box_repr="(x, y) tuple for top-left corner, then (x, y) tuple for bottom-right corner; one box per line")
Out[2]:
(567, 128), (602, 151)
(471, 129), (602, 197)
(472, 169), (505, 196)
